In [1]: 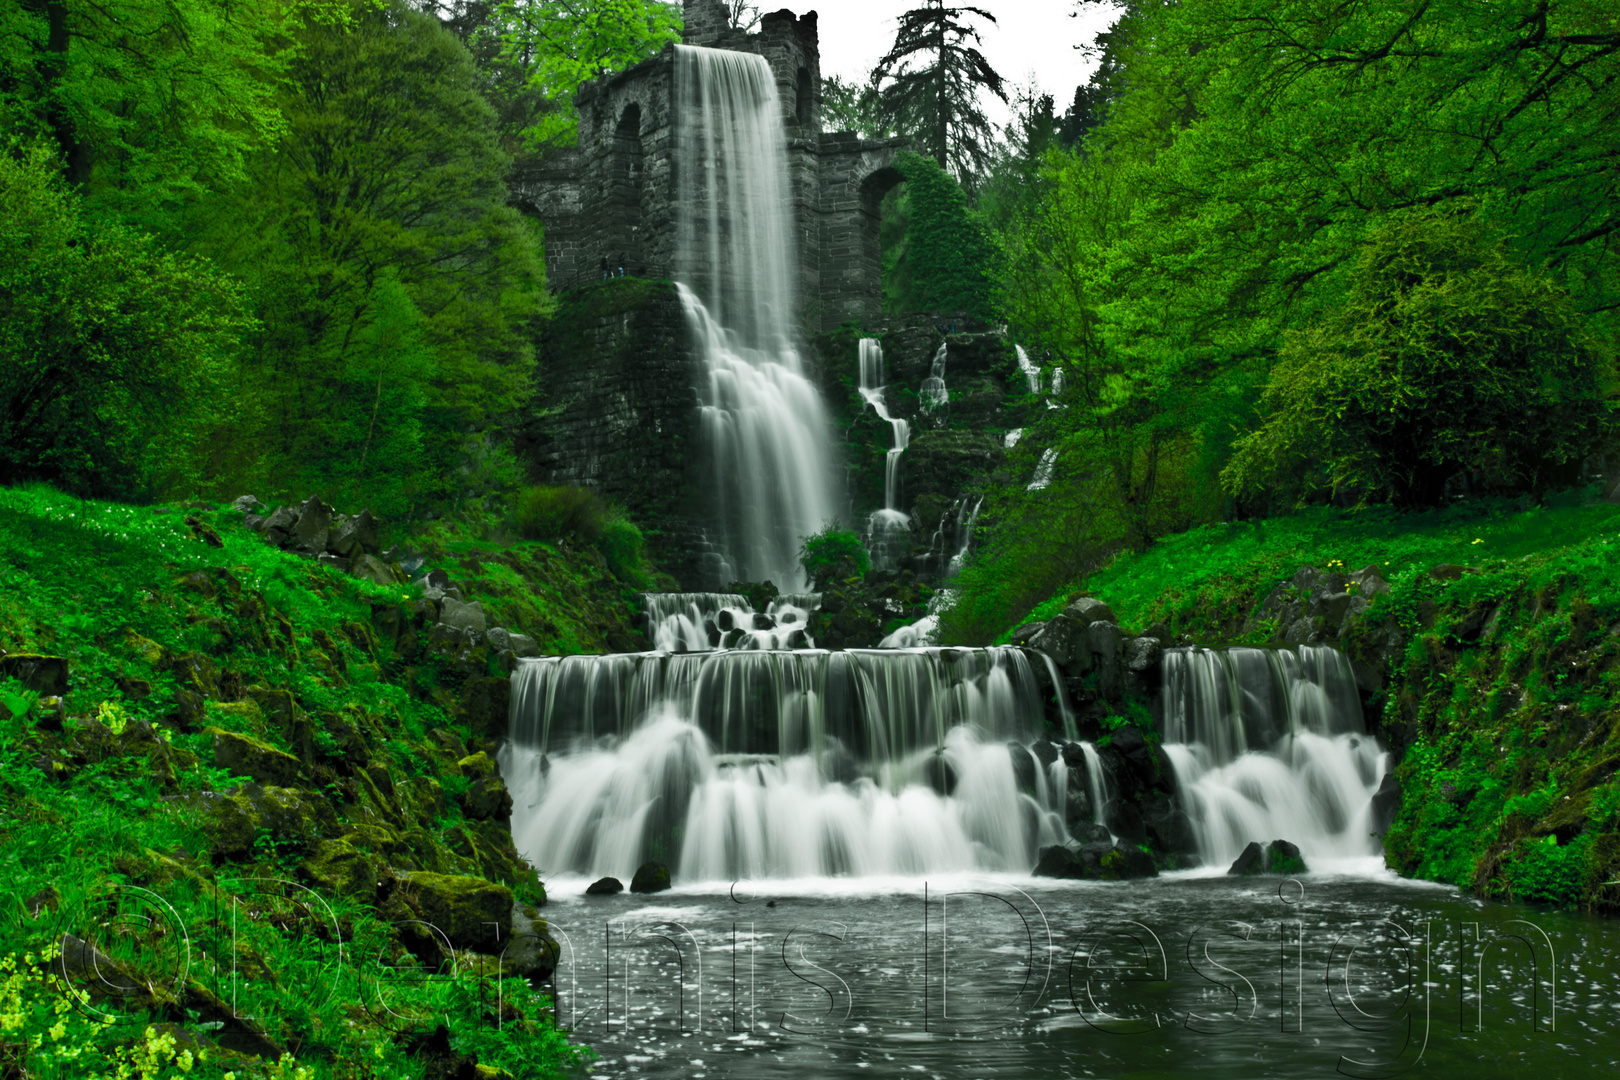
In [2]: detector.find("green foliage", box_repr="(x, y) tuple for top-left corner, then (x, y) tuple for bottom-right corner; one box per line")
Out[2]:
(799, 525), (872, 589)
(0, 145), (254, 498)
(510, 485), (606, 541)
(890, 150), (995, 318)
(494, 0), (682, 147)
(595, 515), (648, 585)
(186, 1), (548, 514)
(1224, 208), (1615, 508)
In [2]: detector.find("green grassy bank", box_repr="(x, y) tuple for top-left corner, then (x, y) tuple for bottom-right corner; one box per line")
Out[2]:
(993, 489), (1620, 911)
(0, 484), (618, 1078)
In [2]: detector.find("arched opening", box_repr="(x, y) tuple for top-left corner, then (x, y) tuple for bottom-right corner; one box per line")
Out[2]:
(858, 166), (906, 316)
(609, 103), (644, 275)
(795, 67), (813, 128)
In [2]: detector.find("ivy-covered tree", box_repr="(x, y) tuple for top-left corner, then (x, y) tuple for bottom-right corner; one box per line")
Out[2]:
(869, 2), (1008, 188)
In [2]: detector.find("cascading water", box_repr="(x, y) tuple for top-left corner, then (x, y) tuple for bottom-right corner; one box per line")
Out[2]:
(858, 338), (912, 572)
(1160, 645), (1385, 870)
(503, 648), (1077, 880)
(1015, 345), (1042, 394)
(1003, 427), (1023, 448)
(1027, 447), (1058, 490)
(919, 342), (949, 414)
(674, 46), (837, 589)
(644, 592), (819, 652)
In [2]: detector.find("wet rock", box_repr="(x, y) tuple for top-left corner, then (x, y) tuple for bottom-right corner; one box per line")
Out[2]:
(1033, 845), (1093, 879)
(1030, 739), (1058, 769)
(1085, 621), (1124, 698)
(504, 902), (561, 983)
(1071, 821), (1112, 847)
(1105, 799), (1148, 845)
(1099, 840), (1158, 880)
(1007, 741), (1036, 793)
(926, 750), (957, 796)
(1139, 791), (1197, 855)
(1227, 838), (1308, 876)
(751, 612), (776, 631)
(586, 877), (625, 896)
(1059, 741), (1085, 769)
(1227, 841), (1266, 876)
(1124, 636), (1162, 673)
(1370, 773), (1402, 835)
(630, 862), (671, 894)
(1008, 622), (1046, 647)
(1028, 616), (1080, 669)
(459, 775), (513, 822)
(716, 609), (736, 632)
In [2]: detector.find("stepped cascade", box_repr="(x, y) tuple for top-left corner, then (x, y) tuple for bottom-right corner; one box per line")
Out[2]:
(1160, 645), (1385, 868)
(644, 591), (820, 652)
(503, 648), (1092, 880)
(858, 337), (912, 572)
(674, 45), (837, 589)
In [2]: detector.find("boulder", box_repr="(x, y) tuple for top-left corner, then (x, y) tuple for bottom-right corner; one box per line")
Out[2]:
(458, 775), (513, 822)
(209, 727), (303, 787)
(1124, 636), (1162, 673)
(351, 553), (398, 586)
(1027, 616), (1081, 670)
(1063, 597), (1117, 626)
(301, 840), (378, 904)
(503, 902), (560, 983)
(1030, 739), (1058, 769)
(1099, 840), (1158, 880)
(629, 862), (671, 894)
(1227, 838), (1309, 876)
(398, 872), (514, 952)
(1007, 742), (1037, 793)
(1085, 621), (1125, 698)
(330, 510), (379, 557)
(1033, 845), (1092, 879)
(1139, 791), (1198, 855)
(290, 496), (333, 554)
(1072, 821), (1112, 847)
(440, 598), (487, 636)
(1105, 799), (1148, 845)
(178, 783), (336, 859)
(262, 505), (299, 536)
(1008, 623), (1046, 647)
(232, 495), (266, 514)
(926, 750), (957, 796)
(1227, 842), (1266, 876)
(586, 877), (625, 896)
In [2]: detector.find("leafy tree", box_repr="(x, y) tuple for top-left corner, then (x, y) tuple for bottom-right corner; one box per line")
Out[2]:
(190, 1), (547, 513)
(800, 525), (871, 589)
(494, 0), (681, 146)
(0, 0), (345, 225)
(821, 74), (889, 139)
(1223, 209), (1616, 508)
(0, 145), (252, 497)
(869, 2), (1008, 188)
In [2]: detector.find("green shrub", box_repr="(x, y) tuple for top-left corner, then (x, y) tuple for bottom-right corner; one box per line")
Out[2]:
(595, 515), (647, 584)
(800, 525), (871, 589)
(509, 484), (605, 541)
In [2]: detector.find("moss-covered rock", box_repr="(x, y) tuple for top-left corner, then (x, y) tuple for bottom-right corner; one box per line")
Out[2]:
(208, 726), (303, 786)
(302, 839), (379, 903)
(397, 872), (514, 952)
(629, 862), (670, 894)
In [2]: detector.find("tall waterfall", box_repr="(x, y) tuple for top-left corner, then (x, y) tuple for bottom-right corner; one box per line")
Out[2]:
(675, 46), (837, 589)
(502, 648), (1080, 881)
(1160, 645), (1385, 869)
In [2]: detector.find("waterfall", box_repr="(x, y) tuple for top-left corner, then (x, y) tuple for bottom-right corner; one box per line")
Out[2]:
(1160, 645), (1385, 869)
(858, 338), (912, 572)
(504, 647), (1073, 880)
(1003, 428), (1023, 448)
(675, 46), (837, 589)
(1027, 448), (1057, 490)
(945, 496), (982, 580)
(919, 342), (949, 413)
(1015, 345), (1042, 394)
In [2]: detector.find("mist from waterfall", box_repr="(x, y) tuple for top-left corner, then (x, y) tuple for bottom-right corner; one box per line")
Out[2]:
(675, 45), (837, 589)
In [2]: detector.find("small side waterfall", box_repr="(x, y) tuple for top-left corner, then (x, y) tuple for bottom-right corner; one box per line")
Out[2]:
(858, 337), (912, 572)
(503, 647), (1077, 881)
(1160, 645), (1384, 870)
(919, 342), (949, 413)
(674, 46), (837, 589)
(1027, 448), (1057, 490)
(1015, 345), (1042, 394)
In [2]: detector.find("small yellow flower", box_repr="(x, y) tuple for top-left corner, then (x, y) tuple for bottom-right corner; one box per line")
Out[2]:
(1471, 538), (1483, 545)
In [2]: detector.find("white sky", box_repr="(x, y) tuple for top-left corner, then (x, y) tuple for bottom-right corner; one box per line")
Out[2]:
(797, 1), (1124, 127)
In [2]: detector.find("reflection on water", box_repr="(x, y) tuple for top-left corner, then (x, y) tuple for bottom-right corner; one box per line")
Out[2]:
(529, 873), (1618, 1079)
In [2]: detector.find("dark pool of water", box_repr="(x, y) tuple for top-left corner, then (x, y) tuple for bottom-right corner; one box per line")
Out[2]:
(529, 867), (1618, 1079)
